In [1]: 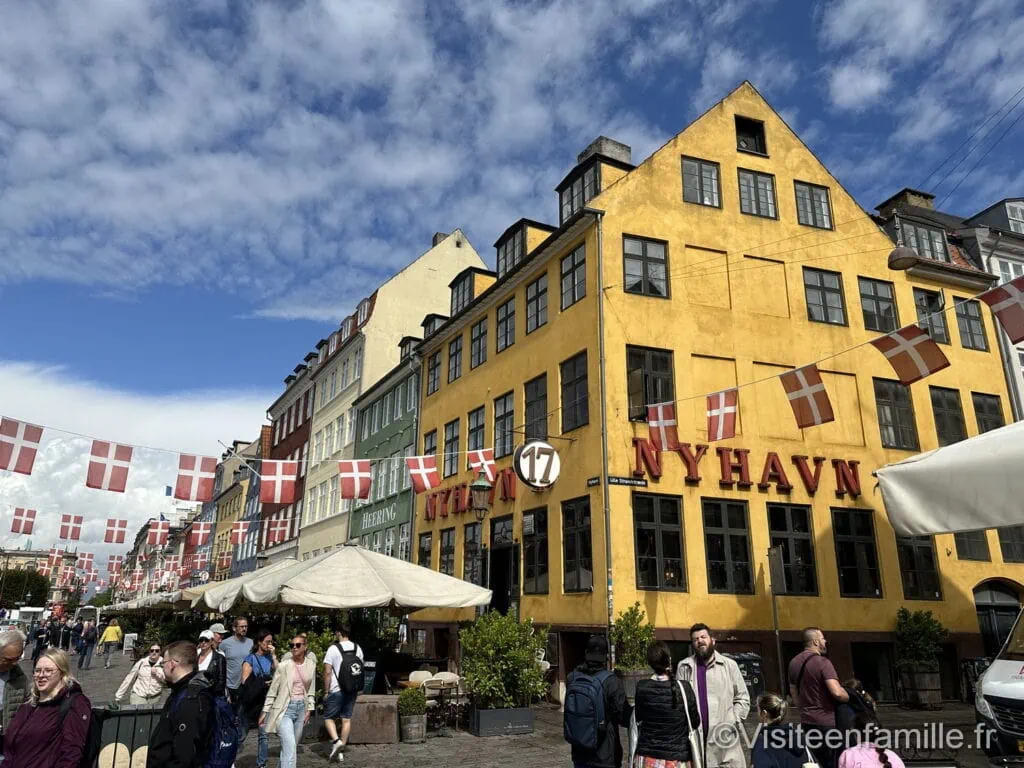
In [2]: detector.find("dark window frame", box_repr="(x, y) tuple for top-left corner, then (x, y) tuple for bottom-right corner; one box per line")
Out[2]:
(526, 273), (549, 334)
(858, 277), (899, 332)
(442, 419), (459, 478)
(735, 115), (768, 155)
(470, 318), (488, 369)
(896, 536), (942, 600)
(873, 378), (920, 451)
(915, 288), (950, 344)
(496, 298), (516, 353)
(794, 181), (833, 229)
(426, 352), (441, 395)
(903, 221), (950, 263)
(467, 406), (485, 454)
(972, 392), (1006, 434)
(496, 227), (525, 279)
(560, 351), (589, 433)
(447, 336), (463, 383)
(831, 507), (883, 599)
(562, 496), (593, 594)
(682, 156), (722, 208)
(623, 235), (670, 298)
(559, 164), (600, 224)
(422, 429), (437, 458)
(633, 492), (687, 592)
(523, 508), (549, 595)
(560, 244), (587, 310)
(524, 373), (548, 441)
(999, 526), (1024, 563)
(463, 522), (484, 586)
(702, 498), (754, 595)
(439, 527), (456, 576)
(954, 531), (990, 562)
(955, 298), (989, 351)
(418, 532), (432, 568)
(494, 391), (514, 459)
(767, 503), (818, 596)
(738, 169), (777, 219)
(930, 386), (967, 446)
(451, 276), (472, 317)
(626, 345), (674, 421)
(803, 267), (848, 326)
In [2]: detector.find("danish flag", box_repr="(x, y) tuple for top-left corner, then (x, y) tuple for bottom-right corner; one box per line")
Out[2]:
(779, 365), (835, 428)
(175, 454), (218, 502)
(266, 517), (291, 545)
(11, 508), (35, 535)
(980, 275), (1024, 343)
(108, 555), (123, 573)
(871, 325), (950, 385)
(706, 389), (738, 442)
(59, 514), (83, 540)
(217, 552), (232, 570)
(260, 460), (298, 504)
(105, 518), (128, 544)
(192, 554), (209, 571)
(147, 520), (169, 547)
(86, 440), (133, 492)
(165, 555), (180, 572)
(468, 449), (496, 482)
(338, 460), (372, 499)
(189, 521), (212, 547)
(405, 455), (440, 494)
(647, 402), (680, 451)
(48, 547), (63, 566)
(230, 521), (251, 545)
(77, 552), (94, 570)
(0, 418), (43, 475)
(39, 564), (52, 578)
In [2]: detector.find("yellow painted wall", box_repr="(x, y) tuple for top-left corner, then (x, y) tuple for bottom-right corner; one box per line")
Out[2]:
(413, 82), (1019, 638)
(213, 478), (247, 580)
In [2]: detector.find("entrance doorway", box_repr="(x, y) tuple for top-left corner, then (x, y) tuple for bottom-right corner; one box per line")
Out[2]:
(975, 582), (1021, 656)
(851, 642), (896, 702)
(489, 515), (519, 616)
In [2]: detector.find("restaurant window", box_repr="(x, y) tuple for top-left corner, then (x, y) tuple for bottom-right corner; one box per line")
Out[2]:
(955, 298), (988, 351)
(426, 352), (441, 395)
(803, 268), (846, 325)
(832, 508), (882, 598)
(560, 164), (599, 224)
(623, 236), (668, 298)
(682, 156), (721, 207)
(702, 498), (753, 594)
(973, 393), (1005, 434)
(954, 531), (990, 562)
(562, 496), (593, 593)
(858, 277), (899, 332)
(496, 298), (515, 352)
(904, 222), (949, 263)
(897, 536), (941, 600)
(464, 522), (484, 586)
(634, 493), (686, 592)
(999, 526), (1024, 564)
(525, 374), (548, 441)
(423, 430), (437, 459)
(914, 288), (950, 344)
(448, 336), (463, 382)
(795, 181), (832, 229)
(873, 379), (919, 450)
(494, 392), (514, 459)
(930, 386), (967, 446)
(439, 528), (455, 576)
(470, 319), (487, 369)
(767, 503), (817, 596)
(443, 419), (459, 478)
(526, 274), (548, 334)
(561, 245), (586, 310)
(523, 508), (549, 595)
(467, 406), (485, 453)
(418, 533), (432, 568)
(560, 351), (589, 432)
(738, 169), (776, 218)
(627, 346), (674, 421)
(496, 228), (524, 279)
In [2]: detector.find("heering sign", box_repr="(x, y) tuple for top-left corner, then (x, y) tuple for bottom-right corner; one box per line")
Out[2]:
(631, 437), (861, 497)
(360, 503), (398, 533)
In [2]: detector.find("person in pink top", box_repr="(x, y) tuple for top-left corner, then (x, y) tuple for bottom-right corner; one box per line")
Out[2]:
(838, 712), (905, 768)
(260, 634), (316, 768)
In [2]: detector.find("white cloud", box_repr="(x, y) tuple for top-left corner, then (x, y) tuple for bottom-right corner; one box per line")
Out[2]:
(694, 43), (797, 112)
(819, 0), (956, 63)
(827, 62), (893, 111)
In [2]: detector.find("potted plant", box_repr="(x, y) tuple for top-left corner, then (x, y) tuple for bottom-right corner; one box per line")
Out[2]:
(612, 603), (656, 702)
(459, 611), (549, 737)
(894, 607), (949, 709)
(397, 687), (427, 743)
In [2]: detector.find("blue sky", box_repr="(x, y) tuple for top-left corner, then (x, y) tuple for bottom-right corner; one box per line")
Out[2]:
(1, 0), (1023, 558)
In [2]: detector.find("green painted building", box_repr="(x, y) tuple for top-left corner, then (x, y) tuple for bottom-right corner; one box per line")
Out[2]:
(349, 337), (420, 559)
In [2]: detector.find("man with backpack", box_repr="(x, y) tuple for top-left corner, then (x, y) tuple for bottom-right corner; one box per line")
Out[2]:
(564, 635), (631, 768)
(322, 624), (364, 763)
(148, 641), (221, 768)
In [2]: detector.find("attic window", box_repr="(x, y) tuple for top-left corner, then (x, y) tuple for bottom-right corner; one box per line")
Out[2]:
(560, 164), (600, 224)
(400, 341), (412, 361)
(735, 116), (767, 155)
(357, 301), (369, 324)
(497, 228), (524, 279)
(342, 317), (353, 340)
(328, 334), (338, 355)
(1007, 202), (1024, 234)
(451, 275), (473, 316)
(903, 222), (949, 263)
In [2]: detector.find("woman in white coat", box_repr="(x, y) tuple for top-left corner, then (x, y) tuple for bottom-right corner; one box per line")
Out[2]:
(259, 634), (316, 768)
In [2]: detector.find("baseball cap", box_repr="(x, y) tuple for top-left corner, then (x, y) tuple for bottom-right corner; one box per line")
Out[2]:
(199, 629), (215, 640)
(208, 622), (227, 635)
(585, 635), (609, 663)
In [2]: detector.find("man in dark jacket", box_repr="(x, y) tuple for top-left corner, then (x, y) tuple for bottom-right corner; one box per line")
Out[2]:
(567, 635), (631, 768)
(148, 641), (214, 768)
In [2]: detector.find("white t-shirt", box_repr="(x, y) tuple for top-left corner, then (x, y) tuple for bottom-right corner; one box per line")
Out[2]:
(197, 649), (222, 672)
(323, 640), (364, 694)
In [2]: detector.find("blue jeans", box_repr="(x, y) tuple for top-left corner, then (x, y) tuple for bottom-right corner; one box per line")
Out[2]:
(240, 711), (269, 768)
(77, 643), (94, 670)
(277, 700), (306, 768)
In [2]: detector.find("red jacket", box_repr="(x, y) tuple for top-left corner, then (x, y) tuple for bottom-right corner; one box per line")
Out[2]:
(3, 681), (92, 768)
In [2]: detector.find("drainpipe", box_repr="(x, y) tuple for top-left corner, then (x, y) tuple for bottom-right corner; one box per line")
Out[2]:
(594, 209), (616, 667)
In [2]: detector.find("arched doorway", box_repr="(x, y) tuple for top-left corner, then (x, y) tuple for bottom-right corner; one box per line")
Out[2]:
(975, 581), (1022, 656)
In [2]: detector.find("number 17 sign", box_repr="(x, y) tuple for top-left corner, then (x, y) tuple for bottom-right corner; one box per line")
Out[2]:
(513, 440), (561, 489)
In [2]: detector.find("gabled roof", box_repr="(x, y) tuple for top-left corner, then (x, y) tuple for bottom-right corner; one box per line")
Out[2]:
(964, 197), (1024, 225)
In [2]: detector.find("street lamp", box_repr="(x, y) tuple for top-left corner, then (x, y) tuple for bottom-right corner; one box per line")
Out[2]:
(470, 470), (494, 522)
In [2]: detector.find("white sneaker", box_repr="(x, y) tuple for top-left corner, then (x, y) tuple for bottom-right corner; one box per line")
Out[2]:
(328, 741), (345, 762)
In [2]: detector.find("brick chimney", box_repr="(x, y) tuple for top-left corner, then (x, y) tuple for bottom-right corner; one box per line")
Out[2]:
(875, 188), (936, 217)
(576, 136), (631, 166)
(432, 232), (449, 247)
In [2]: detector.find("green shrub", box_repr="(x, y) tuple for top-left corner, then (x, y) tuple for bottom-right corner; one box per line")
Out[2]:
(612, 602), (656, 671)
(397, 687), (427, 716)
(459, 611), (549, 710)
(895, 607), (949, 673)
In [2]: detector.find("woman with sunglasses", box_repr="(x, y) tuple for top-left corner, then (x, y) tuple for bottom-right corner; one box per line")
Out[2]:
(114, 643), (167, 706)
(3, 649), (92, 768)
(260, 634), (316, 768)
(197, 628), (227, 697)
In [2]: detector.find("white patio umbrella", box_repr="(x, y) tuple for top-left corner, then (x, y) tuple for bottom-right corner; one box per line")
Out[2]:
(876, 420), (1024, 536)
(190, 557), (299, 610)
(210, 544), (492, 613)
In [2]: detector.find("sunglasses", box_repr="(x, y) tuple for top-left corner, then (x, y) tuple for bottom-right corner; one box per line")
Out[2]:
(290, 643), (305, 649)
(149, 648), (161, 653)
(199, 638), (211, 643)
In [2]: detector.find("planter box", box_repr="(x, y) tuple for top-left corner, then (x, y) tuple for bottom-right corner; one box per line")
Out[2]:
(348, 695), (400, 743)
(899, 670), (943, 709)
(470, 707), (534, 737)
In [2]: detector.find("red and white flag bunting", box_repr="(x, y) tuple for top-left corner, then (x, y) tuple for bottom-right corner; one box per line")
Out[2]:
(147, 520), (169, 547)
(980, 275), (1024, 343)
(165, 555), (180, 571)
(266, 517), (291, 545)
(39, 564), (52, 577)
(59, 514), (83, 541)
(190, 522), (212, 547)
(230, 521), (250, 545)
(48, 547), (63, 565)
(86, 440), (133, 492)
(77, 553), (94, 570)
(870, 325), (950, 385)
(0, 418), (43, 476)
(11, 508), (35, 535)
(405, 455), (440, 494)
(108, 555), (123, 573)
(338, 460), (372, 500)
(105, 518), (128, 544)
(646, 402), (680, 451)
(175, 454), (218, 502)
(192, 554), (209, 571)
(780, 364), (835, 428)
(260, 460), (298, 504)
(468, 449), (496, 482)
(217, 552), (232, 569)
(706, 389), (738, 442)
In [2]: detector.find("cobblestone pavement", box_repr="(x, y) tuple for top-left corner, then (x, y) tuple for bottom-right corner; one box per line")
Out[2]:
(33, 652), (996, 768)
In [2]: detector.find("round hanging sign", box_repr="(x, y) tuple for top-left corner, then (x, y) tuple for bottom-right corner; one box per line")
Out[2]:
(513, 440), (561, 489)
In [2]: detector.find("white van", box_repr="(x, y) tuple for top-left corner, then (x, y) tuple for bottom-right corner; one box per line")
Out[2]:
(977, 609), (1024, 758)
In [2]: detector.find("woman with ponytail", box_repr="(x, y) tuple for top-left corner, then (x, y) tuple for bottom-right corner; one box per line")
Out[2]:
(837, 710), (904, 768)
(631, 641), (702, 768)
(751, 693), (804, 768)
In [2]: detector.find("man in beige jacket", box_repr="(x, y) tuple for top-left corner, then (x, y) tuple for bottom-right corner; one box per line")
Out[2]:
(676, 623), (750, 768)
(115, 642), (167, 706)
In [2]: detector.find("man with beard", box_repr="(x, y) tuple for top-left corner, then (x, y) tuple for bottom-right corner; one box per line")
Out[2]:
(677, 623), (750, 768)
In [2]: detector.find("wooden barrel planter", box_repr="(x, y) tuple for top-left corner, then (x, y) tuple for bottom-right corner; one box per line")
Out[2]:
(899, 670), (943, 709)
(400, 714), (427, 743)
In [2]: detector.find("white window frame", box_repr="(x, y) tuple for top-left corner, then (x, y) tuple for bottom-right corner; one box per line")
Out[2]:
(335, 415), (345, 452)
(324, 423), (334, 458)
(407, 375), (417, 412)
(372, 401), (381, 433)
(329, 479), (339, 519)
(342, 359), (350, 388)
(373, 530), (383, 553)
(399, 523), (411, 561)
(394, 383), (402, 420)
(383, 392), (392, 428)
(1007, 203), (1024, 234)
(314, 431), (323, 465)
(358, 301), (369, 324)
(385, 527), (395, 558)
(347, 410), (357, 445)
(389, 452), (400, 495)
(329, 334), (338, 354)
(330, 371), (337, 399)
(354, 349), (363, 381)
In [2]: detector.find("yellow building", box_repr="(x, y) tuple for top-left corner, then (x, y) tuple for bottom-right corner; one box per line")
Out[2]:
(411, 82), (1019, 700)
(213, 465), (249, 582)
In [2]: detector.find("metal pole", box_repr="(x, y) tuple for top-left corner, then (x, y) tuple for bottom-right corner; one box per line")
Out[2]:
(280, 609), (287, 636)
(768, 546), (786, 695)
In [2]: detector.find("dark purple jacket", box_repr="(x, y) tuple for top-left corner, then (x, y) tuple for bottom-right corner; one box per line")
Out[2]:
(3, 681), (92, 768)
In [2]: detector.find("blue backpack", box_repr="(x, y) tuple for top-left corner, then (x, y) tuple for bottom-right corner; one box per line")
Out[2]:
(172, 687), (240, 768)
(563, 669), (612, 750)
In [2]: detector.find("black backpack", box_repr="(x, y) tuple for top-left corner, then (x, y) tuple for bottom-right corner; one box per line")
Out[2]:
(333, 642), (364, 694)
(563, 669), (612, 750)
(58, 693), (104, 768)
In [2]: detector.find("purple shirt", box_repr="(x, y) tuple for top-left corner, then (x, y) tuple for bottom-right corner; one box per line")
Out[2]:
(696, 657), (709, 732)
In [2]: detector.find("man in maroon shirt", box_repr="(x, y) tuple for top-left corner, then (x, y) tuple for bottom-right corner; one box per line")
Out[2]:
(788, 627), (849, 768)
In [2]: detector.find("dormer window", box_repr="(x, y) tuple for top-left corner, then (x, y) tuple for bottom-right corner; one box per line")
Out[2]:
(357, 301), (369, 325)
(451, 275), (472, 316)
(496, 229), (524, 279)
(342, 317), (353, 340)
(1008, 202), (1024, 234)
(328, 334), (338, 355)
(401, 341), (412, 361)
(560, 164), (599, 224)
(903, 222), (949, 263)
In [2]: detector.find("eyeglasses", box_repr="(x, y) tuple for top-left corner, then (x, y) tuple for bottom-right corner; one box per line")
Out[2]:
(33, 669), (57, 677)
(290, 643), (305, 649)
(150, 648), (161, 653)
